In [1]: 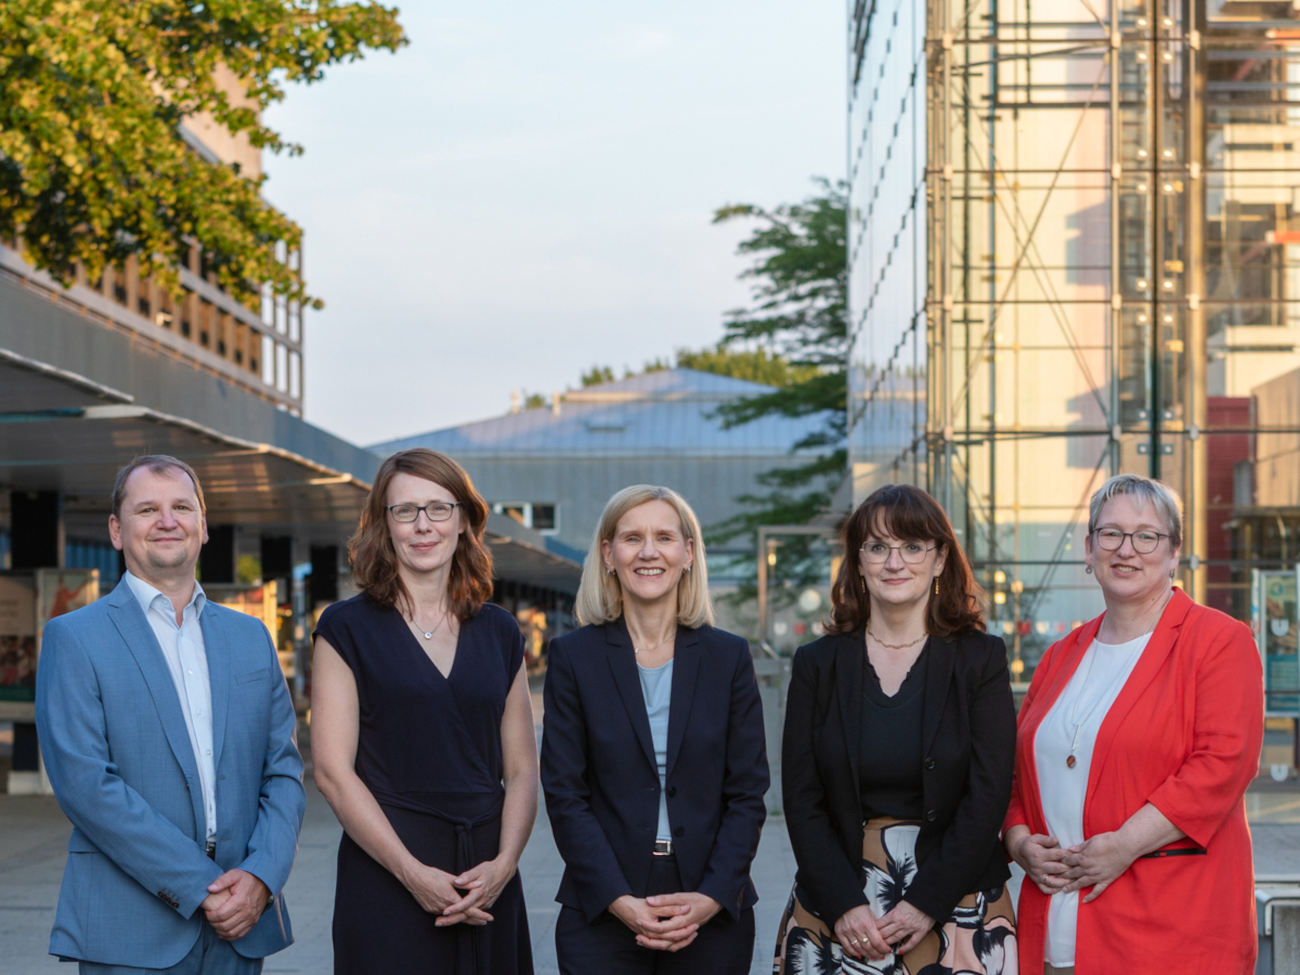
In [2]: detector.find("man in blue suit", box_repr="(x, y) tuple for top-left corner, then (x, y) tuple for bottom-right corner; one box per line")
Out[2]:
(36, 455), (306, 974)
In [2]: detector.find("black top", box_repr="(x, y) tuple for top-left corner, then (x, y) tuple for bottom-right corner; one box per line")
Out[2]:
(782, 629), (1015, 925)
(859, 649), (926, 819)
(315, 595), (524, 819)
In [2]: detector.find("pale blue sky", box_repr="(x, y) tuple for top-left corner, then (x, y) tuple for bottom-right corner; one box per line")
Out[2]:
(263, 3), (844, 445)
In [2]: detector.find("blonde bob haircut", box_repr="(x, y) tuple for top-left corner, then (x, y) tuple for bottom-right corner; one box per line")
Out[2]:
(574, 484), (714, 629)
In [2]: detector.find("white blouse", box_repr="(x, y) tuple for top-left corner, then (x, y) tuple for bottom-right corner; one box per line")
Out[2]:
(1032, 632), (1149, 966)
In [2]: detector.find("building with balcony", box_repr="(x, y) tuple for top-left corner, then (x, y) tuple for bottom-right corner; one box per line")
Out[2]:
(0, 77), (579, 791)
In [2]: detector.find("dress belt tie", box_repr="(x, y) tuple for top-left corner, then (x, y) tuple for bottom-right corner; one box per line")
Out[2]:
(450, 818), (481, 975)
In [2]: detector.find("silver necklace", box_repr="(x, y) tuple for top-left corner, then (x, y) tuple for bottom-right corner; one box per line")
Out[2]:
(409, 609), (448, 641)
(632, 633), (674, 655)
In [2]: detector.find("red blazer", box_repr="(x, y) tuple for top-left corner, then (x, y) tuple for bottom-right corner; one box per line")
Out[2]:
(1004, 588), (1263, 974)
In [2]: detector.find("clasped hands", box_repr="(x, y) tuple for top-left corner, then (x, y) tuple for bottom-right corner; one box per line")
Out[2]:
(610, 891), (721, 952)
(201, 869), (271, 941)
(401, 856), (515, 927)
(1011, 829), (1134, 902)
(835, 901), (934, 961)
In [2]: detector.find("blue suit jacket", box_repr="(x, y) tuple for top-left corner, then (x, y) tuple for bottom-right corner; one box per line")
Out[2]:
(540, 619), (769, 923)
(35, 581), (306, 968)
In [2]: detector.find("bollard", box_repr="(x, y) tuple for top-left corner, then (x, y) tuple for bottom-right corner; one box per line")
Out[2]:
(752, 656), (791, 816)
(1257, 883), (1300, 975)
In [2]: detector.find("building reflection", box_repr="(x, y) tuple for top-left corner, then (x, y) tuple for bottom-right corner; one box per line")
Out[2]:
(847, 0), (1300, 681)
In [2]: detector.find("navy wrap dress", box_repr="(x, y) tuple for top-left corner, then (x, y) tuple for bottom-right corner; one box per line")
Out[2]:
(315, 596), (533, 975)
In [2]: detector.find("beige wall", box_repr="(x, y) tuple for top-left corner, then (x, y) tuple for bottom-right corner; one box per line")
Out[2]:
(182, 63), (262, 178)
(1254, 366), (1300, 507)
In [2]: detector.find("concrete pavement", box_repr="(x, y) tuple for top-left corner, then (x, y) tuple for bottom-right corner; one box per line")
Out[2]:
(4, 702), (1299, 974)
(0, 768), (797, 974)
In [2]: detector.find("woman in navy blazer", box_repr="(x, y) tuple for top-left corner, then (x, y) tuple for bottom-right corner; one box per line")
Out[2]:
(541, 484), (770, 974)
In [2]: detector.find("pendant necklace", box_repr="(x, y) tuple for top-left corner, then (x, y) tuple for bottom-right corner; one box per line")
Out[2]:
(410, 608), (448, 641)
(633, 633), (674, 655)
(1065, 590), (1174, 767)
(1063, 646), (1105, 769)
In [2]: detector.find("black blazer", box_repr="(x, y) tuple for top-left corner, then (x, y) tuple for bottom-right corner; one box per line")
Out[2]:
(782, 629), (1015, 926)
(541, 618), (770, 923)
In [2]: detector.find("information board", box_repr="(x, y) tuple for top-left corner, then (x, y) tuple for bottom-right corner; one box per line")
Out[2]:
(1253, 568), (1300, 718)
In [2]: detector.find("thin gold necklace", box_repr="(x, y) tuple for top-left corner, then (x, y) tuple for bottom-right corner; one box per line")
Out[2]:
(865, 624), (927, 651)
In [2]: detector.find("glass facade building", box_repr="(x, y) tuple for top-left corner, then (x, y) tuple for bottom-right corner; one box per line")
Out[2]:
(848, 0), (1300, 681)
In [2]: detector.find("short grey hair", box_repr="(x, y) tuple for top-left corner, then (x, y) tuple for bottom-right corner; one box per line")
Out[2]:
(1087, 473), (1182, 549)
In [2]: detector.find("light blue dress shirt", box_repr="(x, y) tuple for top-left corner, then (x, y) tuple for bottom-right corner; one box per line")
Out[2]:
(122, 571), (217, 842)
(638, 658), (674, 843)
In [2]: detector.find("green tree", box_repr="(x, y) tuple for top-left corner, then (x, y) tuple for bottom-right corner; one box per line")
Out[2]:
(579, 365), (616, 387)
(0, 0), (406, 307)
(677, 343), (819, 387)
(707, 177), (849, 606)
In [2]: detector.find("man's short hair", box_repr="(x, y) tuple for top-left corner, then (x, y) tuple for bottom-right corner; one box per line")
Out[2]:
(111, 455), (207, 519)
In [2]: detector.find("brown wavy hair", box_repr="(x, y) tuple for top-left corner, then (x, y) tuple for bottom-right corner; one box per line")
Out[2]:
(348, 449), (493, 621)
(827, 483), (985, 637)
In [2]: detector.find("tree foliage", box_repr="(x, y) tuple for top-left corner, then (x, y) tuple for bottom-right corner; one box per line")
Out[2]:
(571, 343), (816, 392)
(0, 0), (406, 307)
(579, 365), (616, 387)
(677, 344), (819, 387)
(707, 177), (849, 604)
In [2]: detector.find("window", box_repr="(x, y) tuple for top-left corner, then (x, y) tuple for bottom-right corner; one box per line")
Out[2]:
(492, 502), (558, 534)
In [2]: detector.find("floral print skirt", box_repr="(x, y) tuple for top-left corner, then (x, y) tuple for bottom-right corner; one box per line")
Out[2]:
(773, 817), (1018, 975)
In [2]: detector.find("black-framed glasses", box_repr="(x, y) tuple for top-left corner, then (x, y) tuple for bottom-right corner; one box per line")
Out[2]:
(860, 540), (936, 564)
(1092, 528), (1169, 554)
(386, 501), (461, 523)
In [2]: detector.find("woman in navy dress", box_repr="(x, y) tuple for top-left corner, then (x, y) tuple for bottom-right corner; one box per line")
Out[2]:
(312, 448), (537, 974)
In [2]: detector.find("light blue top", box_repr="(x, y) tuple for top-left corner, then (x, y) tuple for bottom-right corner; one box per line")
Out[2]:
(638, 658), (674, 843)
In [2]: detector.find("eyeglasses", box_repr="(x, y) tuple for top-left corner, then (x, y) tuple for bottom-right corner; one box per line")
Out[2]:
(860, 540), (936, 564)
(386, 501), (461, 523)
(1091, 528), (1169, 554)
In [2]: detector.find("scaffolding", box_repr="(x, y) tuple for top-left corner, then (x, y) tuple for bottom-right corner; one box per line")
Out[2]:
(848, 0), (1300, 678)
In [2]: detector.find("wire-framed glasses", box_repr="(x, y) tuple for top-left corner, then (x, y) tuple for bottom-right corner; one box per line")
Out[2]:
(386, 501), (461, 523)
(860, 540), (936, 564)
(1091, 528), (1168, 554)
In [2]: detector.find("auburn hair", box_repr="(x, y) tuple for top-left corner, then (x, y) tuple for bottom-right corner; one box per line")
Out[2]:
(348, 449), (492, 621)
(827, 483), (985, 637)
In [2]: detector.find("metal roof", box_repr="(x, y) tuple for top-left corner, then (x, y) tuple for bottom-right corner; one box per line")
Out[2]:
(373, 368), (836, 458)
(0, 349), (581, 590)
(0, 348), (371, 541)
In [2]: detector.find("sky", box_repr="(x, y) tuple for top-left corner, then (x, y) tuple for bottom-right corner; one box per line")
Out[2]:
(262, 3), (844, 447)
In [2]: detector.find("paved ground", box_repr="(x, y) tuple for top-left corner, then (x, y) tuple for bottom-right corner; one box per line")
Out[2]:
(3, 691), (1299, 975)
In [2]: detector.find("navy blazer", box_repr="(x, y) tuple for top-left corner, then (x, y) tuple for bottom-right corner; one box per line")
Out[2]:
(540, 619), (770, 923)
(782, 629), (1015, 926)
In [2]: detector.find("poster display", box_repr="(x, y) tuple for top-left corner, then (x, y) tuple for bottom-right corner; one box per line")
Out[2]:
(0, 574), (38, 705)
(37, 568), (98, 635)
(0, 569), (98, 716)
(1253, 568), (1300, 718)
